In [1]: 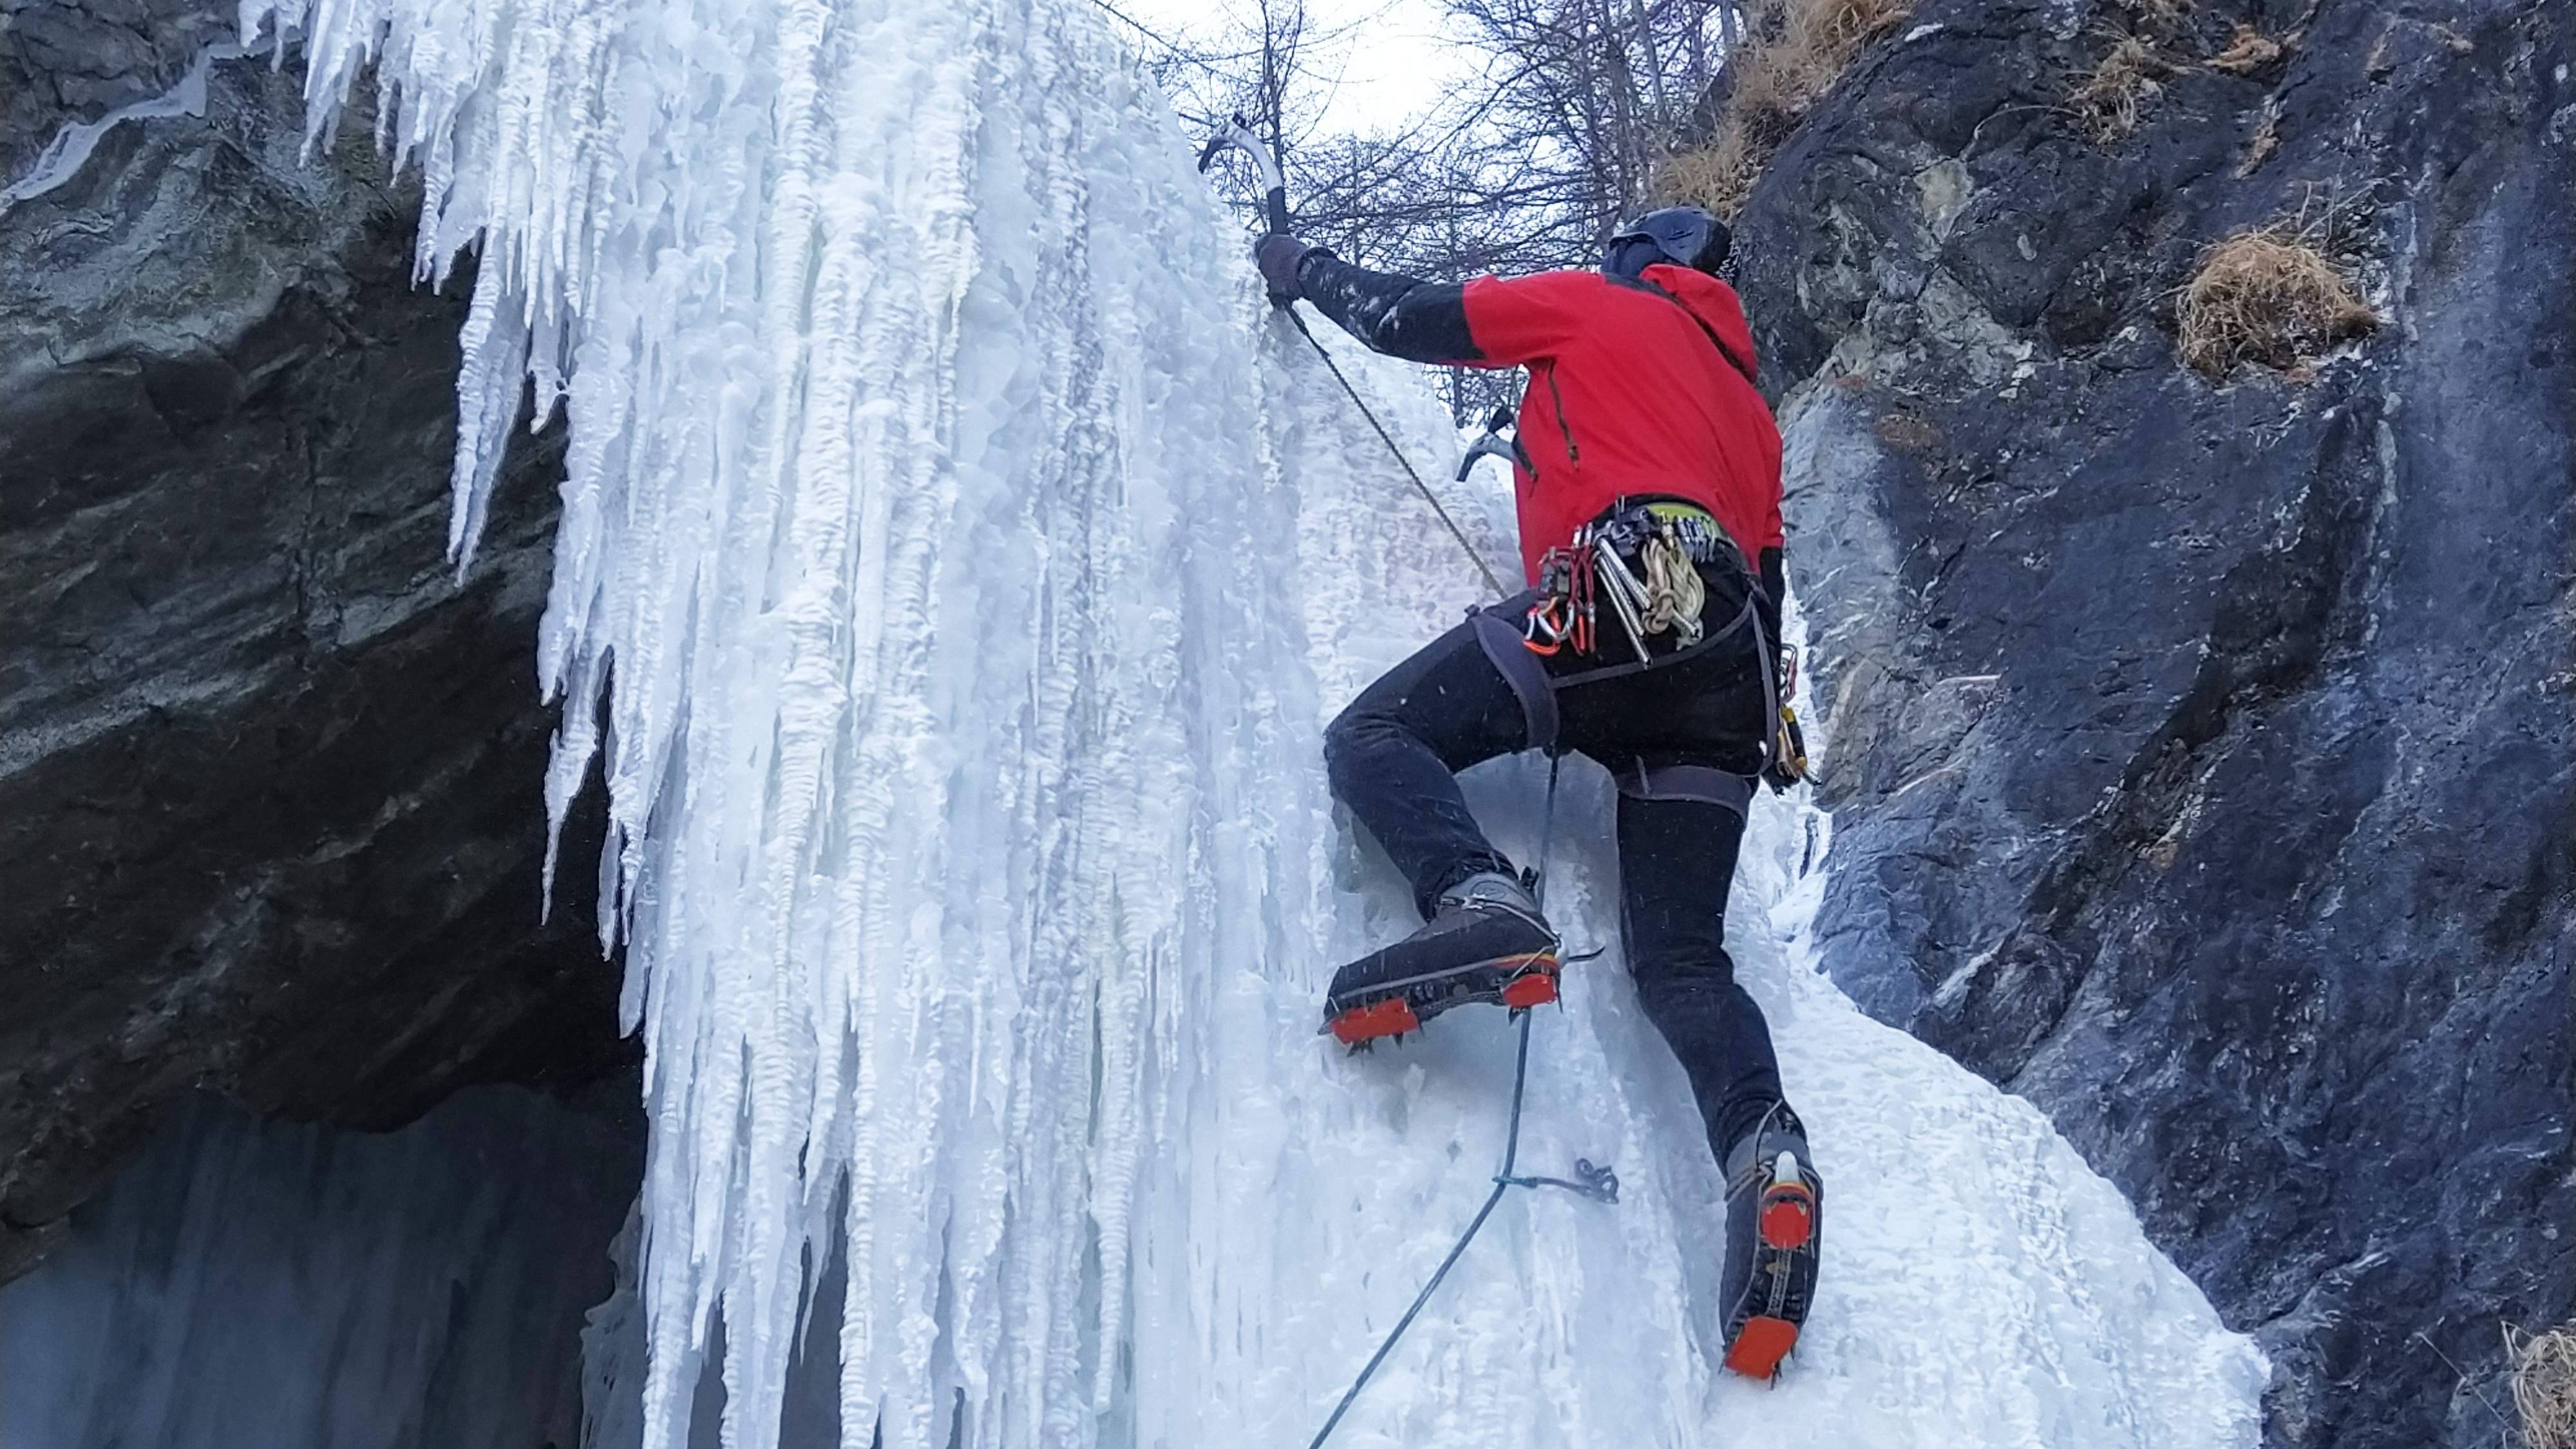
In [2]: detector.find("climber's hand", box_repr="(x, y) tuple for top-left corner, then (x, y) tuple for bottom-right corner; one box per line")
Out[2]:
(1255, 233), (1316, 301)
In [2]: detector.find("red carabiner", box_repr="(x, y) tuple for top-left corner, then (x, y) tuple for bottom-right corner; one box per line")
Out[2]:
(1522, 595), (1568, 655)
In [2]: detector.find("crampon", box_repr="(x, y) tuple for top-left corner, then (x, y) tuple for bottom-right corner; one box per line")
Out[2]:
(1321, 951), (1561, 1048)
(1719, 1107), (1824, 1381)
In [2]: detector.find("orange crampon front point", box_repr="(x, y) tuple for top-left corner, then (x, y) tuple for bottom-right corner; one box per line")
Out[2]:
(1327, 996), (1421, 1045)
(1759, 1182), (1815, 1249)
(1722, 1316), (1801, 1379)
(1499, 967), (1560, 1009)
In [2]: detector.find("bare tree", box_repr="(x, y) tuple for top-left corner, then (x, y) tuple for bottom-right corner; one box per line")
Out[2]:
(1440, 0), (1736, 258)
(1095, 0), (1741, 417)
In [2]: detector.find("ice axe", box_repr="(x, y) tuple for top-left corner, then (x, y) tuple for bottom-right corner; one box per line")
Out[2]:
(1195, 113), (1289, 235)
(1454, 406), (1521, 484)
(1195, 116), (1513, 600)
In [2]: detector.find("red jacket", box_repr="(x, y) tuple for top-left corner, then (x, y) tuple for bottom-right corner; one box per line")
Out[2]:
(1293, 251), (1783, 585)
(1464, 266), (1783, 583)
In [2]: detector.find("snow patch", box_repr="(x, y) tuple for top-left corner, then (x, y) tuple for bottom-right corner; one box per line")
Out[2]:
(0, 43), (251, 214)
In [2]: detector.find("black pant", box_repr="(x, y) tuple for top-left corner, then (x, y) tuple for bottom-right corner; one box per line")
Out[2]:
(1324, 584), (1788, 1159)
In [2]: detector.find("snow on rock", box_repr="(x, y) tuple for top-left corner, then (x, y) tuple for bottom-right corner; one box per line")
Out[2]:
(232, 0), (2268, 1444)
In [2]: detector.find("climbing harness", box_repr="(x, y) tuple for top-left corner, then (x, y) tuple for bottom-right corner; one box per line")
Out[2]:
(1518, 495), (1810, 795)
(1530, 497), (1748, 673)
(1303, 752), (1619, 1449)
(1197, 117), (1511, 601)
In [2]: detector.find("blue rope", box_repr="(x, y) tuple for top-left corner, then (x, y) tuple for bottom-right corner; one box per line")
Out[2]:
(1279, 303), (1511, 600)
(1305, 754), (1610, 1448)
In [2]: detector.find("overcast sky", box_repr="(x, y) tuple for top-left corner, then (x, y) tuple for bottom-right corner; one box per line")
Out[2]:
(1106, 0), (1479, 135)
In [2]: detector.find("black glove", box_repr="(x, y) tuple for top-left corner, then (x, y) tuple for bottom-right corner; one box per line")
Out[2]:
(1255, 233), (1320, 301)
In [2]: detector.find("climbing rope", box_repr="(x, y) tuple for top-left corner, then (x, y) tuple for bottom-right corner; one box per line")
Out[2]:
(1304, 752), (1614, 1449)
(1278, 303), (1513, 601)
(1638, 527), (1706, 645)
(1196, 116), (1508, 601)
(1198, 123), (1604, 1444)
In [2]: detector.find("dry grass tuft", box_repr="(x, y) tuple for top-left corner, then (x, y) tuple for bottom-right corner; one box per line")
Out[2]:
(2511, 1325), (2576, 1449)
(2177, 222), (2377, 377)
(2210, 22), (2284, 73)
(2069, 33), (2177, 140)
(1654, 0), (1913, 217)
(1655, 138), (1766, 225)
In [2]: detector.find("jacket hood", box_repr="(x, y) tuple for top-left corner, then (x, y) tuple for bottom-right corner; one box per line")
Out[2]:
(1640, 263), (1759, 382)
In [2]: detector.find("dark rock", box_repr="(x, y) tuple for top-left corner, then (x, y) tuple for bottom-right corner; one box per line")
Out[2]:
(0, 0), (236, 181)
(0, 43), (624, 1278)
(1740, 0), (2574, 1442)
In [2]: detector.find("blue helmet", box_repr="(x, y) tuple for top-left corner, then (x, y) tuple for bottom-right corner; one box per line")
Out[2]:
(1602, 205), (1732, 280)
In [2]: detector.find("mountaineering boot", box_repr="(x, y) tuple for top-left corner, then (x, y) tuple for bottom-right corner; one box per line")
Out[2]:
(1321, 872), (1559, 1046)
(1718, 1102), (1823, 1380)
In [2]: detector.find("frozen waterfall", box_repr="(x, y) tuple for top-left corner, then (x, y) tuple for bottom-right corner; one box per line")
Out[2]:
(219, 0), (2271, 1443)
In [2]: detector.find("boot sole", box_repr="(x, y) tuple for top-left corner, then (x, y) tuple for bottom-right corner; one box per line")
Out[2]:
(1721, 1176), (1819, 1381)
(1323, 952), (1558, 1046)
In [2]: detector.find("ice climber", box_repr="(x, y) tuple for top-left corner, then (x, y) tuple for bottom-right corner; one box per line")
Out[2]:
(1256, 207), (1824, 1379)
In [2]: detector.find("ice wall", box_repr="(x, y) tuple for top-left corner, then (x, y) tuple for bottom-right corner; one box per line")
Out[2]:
(228, 0), (2271, 1444)
(0, 1086), (637, 1449)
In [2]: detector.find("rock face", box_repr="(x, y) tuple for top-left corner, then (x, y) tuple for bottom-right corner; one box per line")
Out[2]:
(1736, 0), (2573, 1442)
(0, 0), (232, 183)
(0, 15), (623, 1279)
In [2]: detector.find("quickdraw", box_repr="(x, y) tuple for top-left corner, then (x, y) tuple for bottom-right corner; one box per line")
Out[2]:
(1520, 592), (1570, 654)
(1766, 643), (1811, 790)
(1768, 703), (1811, 787)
